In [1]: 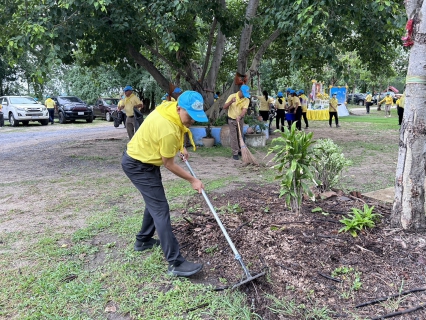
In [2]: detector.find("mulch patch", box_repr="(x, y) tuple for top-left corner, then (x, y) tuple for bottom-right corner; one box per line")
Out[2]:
(173, 182), (426, 319)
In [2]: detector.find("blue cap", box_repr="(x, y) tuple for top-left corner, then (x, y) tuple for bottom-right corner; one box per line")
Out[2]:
(240, 85), (250, 98)
(46, 95), (50, 98)
(289, 89), (295, 94)
(386, 92), (390, 95)
(286, 87), (292, 92)
(214, 94), (219, 99)
(161, 94), (168, 100)
(277, 91), (283, 98)
(299, 90), (304, 94)
(124, 85), (133, 92)
(178, 91), (208, 122)
(173, 87), (183, 94)
(367, 92), (370, 94)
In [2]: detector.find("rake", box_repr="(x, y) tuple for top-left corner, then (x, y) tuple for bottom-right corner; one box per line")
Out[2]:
(237, 121), (258, 165)
(183, 158), (265, 289)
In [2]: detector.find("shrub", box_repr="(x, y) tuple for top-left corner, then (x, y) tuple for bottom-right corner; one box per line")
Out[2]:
(268, 123), (318, 214)
(311, 138), (352, 192)
(339, 204), (382, 237)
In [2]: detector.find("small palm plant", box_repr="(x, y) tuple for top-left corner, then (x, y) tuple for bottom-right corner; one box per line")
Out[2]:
(268, 123), (318, 214)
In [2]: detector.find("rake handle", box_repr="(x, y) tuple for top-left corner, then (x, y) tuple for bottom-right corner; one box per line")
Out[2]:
(183, 158), (252, 278)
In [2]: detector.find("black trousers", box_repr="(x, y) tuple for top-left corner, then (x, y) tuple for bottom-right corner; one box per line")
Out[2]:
(329, 112), (338, 126)
(397, 106), (404, 125)
(365, 102), (372, 113)
(276, 109), (285, 132)
(295, 108), (303, 130)
(259, 110), (269, 121)
(302, 112), (309, 128)
(121, 152), (185, 265)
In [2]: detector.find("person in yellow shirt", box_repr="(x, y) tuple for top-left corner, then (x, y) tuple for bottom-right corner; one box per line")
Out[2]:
(44, 95), (56, 125)
(121, 91), (207, 277)
(365, 92), (372, 114)
(290, 90), (302, 130)
(397, 92), (405, 125)
(171, 87), (183, 101)
(117, 85), (143, 139)
(329, 93), (340, 128)
(298, 90), (309, 129)
(378, 92), (393, 118)
(256, 90), (274, 122)
(274, 91), (286, 132)
(223, 84), (251, 160)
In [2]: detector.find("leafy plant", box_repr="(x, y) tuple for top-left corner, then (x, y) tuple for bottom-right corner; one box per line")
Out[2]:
(268, 123), (318, 214)
(212, 114), (227, 126)
(339, 204), (382, 237)
(311, 138), (352, 192)
(204, 121), (213, 138)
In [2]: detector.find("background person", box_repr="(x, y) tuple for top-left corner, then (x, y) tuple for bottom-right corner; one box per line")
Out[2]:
(223, 85), (251, 160)
(378, 92), (393, 118)
(397, 92), (405, 126)
(44, 95), (56, 125)
(291, 90), (302, 130)
(257, 90), (274, 122)
(365, 92), (372, 114)
(274, 91), (286, 132)
(121, 91), (207, 277)
(298, 90), (309, 129)
(117, 85), (143, 139)
(329, 93), (340, 128)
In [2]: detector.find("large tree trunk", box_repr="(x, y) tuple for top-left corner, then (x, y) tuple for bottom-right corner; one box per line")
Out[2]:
(391, 0), (426, 230)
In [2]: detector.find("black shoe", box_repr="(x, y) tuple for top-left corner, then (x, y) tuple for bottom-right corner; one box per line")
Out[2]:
(168, 260), (203, 277)
(238, 151), (242, 156)
(329, 125), (332, 128)
(233, 155), (239, 160)
(134, 238), (160, 252)
(336, 125), (341, 128)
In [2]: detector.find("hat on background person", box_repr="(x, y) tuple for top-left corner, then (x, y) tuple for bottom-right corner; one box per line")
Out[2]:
(367, 92), (370, 94)
(332, 93), (337, 96)
(46, 95), (50, 99)
(277, 91), (283, 98)
(214, 94), (219, 99)
(286, 88), (292, 92)
(173, 87), (183, 94)
(386, 92), (390, 95)
(177, 91), (208, 122)
(161, 93), (169, 100)
(124, 85), (133, 92)
(240, 85), (251, 98)
(289, 89), (296, 94)
(299, 90), (304, 94)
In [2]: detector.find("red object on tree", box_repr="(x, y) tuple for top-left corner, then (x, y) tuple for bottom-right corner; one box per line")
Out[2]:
(401, 19), (414, 47)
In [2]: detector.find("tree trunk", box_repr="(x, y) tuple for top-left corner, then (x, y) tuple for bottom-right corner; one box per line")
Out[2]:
(391, 0), (426, 230)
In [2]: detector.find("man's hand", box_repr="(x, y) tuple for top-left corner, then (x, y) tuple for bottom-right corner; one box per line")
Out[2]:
(190, 178), (204, 194)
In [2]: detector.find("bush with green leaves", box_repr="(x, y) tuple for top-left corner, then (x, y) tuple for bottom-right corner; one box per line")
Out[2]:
(311, 138), (352, 192)
(268, 123), (318, 214)
(339, 204), (382, 237)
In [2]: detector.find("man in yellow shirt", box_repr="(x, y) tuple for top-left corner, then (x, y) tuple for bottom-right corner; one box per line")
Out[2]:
(274, 91), (286, 132)
(365, 92), (372, 114)
(44, 95), (56, 125)
(329, 93), (340, 128)
(298, 90), (309, 129)
(223, 84), (251, 160)
(121, 91), (207, 277)
(117, 85), (143, 139)
(378, 92), (394, 118)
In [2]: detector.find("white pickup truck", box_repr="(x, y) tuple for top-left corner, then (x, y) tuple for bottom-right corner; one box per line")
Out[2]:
(0, 96), (49, 126)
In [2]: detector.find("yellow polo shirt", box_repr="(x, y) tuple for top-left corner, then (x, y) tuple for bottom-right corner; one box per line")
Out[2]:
(329, 98), (338, 111)
(225, 93), (249, 119)
(379, 96), (393, 105)
(120, 93), (142, 117)
(126, 107), (181, 166)
(274, 97), (286, 110)
(399, 93), (405, 108)
(45, 98), (56, 109)
(258, 96), (274, 111)
(292, 96), (300, 108)
(300, 94), (308, 112)
(366, 94), (372, 102)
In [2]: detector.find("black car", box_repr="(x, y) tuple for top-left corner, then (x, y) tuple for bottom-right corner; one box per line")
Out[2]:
(53, 96), (94, 124)
(92, 97), (119, 122)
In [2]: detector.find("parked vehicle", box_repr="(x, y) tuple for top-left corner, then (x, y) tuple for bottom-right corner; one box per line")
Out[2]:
(0, 96), (49, 126)
(92, 97), (119, 121)
(347, 93), (367, 106)
(52, 96), (94, 124)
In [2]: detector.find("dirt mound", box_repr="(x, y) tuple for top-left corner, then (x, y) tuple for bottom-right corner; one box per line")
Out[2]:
(174, 183), (426, 319)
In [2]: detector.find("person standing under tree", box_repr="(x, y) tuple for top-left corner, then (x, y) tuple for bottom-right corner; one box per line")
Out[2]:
(298, 90), (309, 129)
(223, 85), (251, 160)
(378, 92), (393, 118)
(329, 93), (340, 128)
(257, 90), (274, 122)
(117, 85), (143, 139)
(397, 92), (405, 126)
(274, 91), (286, 132)
(365, 92), (372, 114)
(121, 91), (207, 277)
(44, 95), (56, 125)
(291, 90), (302, 130)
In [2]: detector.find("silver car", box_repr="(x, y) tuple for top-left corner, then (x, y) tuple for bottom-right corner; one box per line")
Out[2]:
(0, 96), (49, 126)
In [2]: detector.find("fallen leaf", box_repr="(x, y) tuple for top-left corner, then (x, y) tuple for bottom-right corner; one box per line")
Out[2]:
(105, 305), (116, 313)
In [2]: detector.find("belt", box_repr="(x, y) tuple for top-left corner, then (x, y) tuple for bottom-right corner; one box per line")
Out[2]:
(128, 115), (134, 118)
